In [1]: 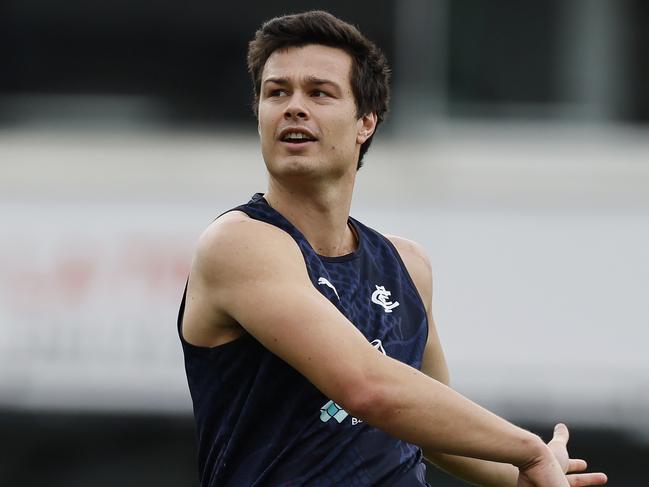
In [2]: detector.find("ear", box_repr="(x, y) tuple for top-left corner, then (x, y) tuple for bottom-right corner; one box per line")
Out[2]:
(356, 112), (378, 145)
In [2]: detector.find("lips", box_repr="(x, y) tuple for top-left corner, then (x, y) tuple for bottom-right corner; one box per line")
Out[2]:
(278, 126), (318, 143)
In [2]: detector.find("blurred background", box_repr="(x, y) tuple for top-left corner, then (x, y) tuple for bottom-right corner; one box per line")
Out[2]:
(1, 0), (647, 485)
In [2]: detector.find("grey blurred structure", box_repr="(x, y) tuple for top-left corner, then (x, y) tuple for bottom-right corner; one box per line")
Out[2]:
(1, 1), (647, 486)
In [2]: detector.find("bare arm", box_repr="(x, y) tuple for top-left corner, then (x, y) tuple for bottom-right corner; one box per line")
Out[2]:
(387, 235), (606, 487)
(421, 315), (519, 487)
(187, 216), (577, 485)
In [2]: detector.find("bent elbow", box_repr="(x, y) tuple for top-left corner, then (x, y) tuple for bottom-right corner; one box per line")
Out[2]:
(328, 352), (401, 425)
(341, 378), (393, 423)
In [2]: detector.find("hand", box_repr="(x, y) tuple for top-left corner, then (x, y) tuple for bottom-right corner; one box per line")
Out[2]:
(517, 423), (607, 487)
(548, 423), (607, 486)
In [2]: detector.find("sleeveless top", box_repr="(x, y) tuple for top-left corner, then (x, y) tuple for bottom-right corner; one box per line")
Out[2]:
(178, 193), (430, 486)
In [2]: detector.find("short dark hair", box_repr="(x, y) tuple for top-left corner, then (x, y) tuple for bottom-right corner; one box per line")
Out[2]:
(247, 10), (391, 169)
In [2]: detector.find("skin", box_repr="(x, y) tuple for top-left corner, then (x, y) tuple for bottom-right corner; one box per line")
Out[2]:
(182, 44), (607, 487)
(257, 44), (376, 257)
(390, 235), (607, 487)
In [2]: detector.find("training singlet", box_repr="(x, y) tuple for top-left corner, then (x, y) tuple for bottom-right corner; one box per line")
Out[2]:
(178, 193), (430, 486)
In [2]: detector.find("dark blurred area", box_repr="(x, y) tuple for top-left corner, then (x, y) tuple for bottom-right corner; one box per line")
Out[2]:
(2, 0), (647, 127)
(1, 410), (642, 486)
(0, 1), (395, 127)
(447, 0), (649, 121)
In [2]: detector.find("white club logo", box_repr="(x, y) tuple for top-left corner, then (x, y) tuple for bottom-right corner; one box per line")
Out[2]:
(371, 285), (400, 313)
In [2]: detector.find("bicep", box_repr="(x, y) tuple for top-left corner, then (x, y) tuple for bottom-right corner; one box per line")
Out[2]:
(205, 221), (380, 407)
(226, 272), (377, 399)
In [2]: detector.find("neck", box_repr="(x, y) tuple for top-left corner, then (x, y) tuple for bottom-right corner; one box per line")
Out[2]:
(264, 176), (357, 257)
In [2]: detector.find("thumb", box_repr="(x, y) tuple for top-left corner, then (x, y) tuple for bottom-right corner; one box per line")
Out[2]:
(551, 423), (570, 445)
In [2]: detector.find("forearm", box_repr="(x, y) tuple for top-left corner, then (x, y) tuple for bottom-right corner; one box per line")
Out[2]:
(424, 451), (518, 487)
(352, 356), (545, 468)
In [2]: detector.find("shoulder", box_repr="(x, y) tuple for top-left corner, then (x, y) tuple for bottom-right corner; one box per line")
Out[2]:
(384, 234), (431, 271)
(198, 210), (289, 250)
(183, 209), (310, 344)
(384, 234), (432, 310)
(193, 210), (306, 285)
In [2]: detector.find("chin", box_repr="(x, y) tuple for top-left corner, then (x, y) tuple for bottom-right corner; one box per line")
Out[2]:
(264, 150), (353, 181)
(266, 153), (322, 177)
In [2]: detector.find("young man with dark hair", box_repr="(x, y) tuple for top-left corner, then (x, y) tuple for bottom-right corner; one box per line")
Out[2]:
(178, 10), (607, 487)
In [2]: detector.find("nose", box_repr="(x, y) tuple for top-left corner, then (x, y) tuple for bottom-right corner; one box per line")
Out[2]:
(283, 92), (309, 120)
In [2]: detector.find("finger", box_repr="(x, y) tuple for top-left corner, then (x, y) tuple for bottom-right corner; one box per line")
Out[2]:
(567, 458), (588, 473)
(568, 458), (588, 473)
(567, 472), (608, 486)
(550, 423), (570, 445)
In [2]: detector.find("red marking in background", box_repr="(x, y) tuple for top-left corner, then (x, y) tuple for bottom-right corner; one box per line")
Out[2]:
(1, 235), (192, 313)
(56, 254), (95, 305)
(120, 235), (191, 292)
(3, 251), (97, 308)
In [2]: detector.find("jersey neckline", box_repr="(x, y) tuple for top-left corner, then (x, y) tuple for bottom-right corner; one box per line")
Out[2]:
(253, 193), (363, 263)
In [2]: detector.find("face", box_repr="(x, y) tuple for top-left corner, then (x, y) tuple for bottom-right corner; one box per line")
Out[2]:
(258, 44), (376, 180)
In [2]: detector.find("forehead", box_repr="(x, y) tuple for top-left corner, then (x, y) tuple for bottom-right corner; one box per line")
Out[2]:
(261, 44), (353, 87)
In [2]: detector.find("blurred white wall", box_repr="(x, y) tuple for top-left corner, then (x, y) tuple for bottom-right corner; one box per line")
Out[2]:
(1, 123), (647, 437)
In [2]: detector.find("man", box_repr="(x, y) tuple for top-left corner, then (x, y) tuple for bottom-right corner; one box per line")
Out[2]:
(178, 10), (607, 487)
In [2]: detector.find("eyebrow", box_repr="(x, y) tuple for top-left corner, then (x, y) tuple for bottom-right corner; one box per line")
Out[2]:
(262, 76), (343, 92)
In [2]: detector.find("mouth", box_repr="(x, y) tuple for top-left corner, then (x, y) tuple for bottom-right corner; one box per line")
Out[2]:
(278, 128), (318, 147)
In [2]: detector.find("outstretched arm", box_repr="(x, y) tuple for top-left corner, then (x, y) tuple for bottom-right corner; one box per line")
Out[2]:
(424, 424), (606, 487)
(386, 235), (606, 487)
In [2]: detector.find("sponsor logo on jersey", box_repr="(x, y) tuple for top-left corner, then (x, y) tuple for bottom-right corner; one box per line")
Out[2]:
(371, 285), (400, 313)
(320, 400), (349, 423)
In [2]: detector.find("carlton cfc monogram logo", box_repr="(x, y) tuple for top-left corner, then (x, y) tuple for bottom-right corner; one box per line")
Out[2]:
(371, 285), (400, 313)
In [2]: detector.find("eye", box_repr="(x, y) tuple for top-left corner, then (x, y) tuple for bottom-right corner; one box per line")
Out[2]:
(311, 90), (329, 98)
(268, 89), (287, 98)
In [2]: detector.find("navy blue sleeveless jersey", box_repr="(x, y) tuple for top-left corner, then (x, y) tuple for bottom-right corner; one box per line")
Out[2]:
(178, 193), (430, 486)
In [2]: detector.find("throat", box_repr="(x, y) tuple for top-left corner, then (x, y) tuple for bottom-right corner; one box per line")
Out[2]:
(313, 221), (358, 257)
